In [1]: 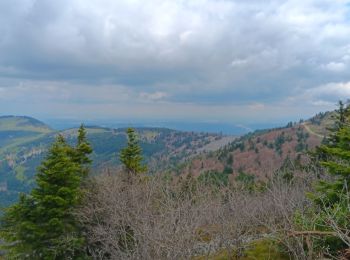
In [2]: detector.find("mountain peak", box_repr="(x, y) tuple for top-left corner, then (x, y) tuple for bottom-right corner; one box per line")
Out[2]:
(0, 115), (52, 133)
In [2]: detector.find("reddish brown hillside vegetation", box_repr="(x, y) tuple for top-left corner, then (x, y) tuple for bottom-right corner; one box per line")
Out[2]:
(182, 122), (325, 181)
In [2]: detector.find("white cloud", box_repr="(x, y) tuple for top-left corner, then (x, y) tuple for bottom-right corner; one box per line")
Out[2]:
(311, 100), (334, 106)
(179, 30), (194, 45)
(306, 82), (350, 97)
(248, 102), (266, 111)
(321, 62), (346, 72)
(286, 81), (350, 110)
(139, 91), (168, 101)
(230, 59), (249, 68)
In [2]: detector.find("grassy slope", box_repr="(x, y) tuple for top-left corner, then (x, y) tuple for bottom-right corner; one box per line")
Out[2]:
(0, 116), (52, 133)
(0, 116), (53, 156)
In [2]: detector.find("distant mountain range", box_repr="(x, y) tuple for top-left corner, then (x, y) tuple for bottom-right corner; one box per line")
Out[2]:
(43, 118), (281, 135)
(0, 116), (235, 206)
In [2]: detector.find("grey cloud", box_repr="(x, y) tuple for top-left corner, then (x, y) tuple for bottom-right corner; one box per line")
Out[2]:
(0, 0), (350, 122)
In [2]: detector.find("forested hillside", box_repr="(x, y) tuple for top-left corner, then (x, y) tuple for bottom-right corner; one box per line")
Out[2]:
(0, 112), (336, 205)
(0, 116), (234, 205)
(181, 112), (335, 182)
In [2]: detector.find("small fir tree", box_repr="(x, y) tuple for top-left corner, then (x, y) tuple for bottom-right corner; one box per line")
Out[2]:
(119, 128), (147, 175)
(74, 124), (93, 177)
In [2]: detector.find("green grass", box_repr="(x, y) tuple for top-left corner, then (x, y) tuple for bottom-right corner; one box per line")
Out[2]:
(142, 130), (159, 141)
(305, 111), (336, 137)
(15, 165), (27, 181)
(86, 127), (110, 134)
(195, 239), (290, 260)
(0, 117), (52, 133)
(0, 133), (50, 157)
(243, 240), (289, 260)
(0, 116), (54, 157)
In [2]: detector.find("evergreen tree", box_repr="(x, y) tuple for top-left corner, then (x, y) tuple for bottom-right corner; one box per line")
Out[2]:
(119, 128), (147, 175)
(306, 101), (350, 255)
(1, 134), (91, 259)
(337, 100), (345, 127)
(74, 124), (93, 177)
(313, 102), (350, 205)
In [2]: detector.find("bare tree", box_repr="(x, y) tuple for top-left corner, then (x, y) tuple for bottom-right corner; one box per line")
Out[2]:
(77, 171), (317, 259)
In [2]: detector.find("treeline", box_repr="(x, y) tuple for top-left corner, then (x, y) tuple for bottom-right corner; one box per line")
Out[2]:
(1, 103), (350, 259)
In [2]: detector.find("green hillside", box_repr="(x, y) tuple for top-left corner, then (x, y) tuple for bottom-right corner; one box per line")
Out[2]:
(0, 111), (335, 207)
(0, 117), (233, 206)
(0, 116), (52, 133)
(0, 116), (53, 155)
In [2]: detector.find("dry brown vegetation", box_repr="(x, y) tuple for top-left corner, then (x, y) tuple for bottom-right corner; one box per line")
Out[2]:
(184, 124), (323, 180)
(77, 171), (321, 259)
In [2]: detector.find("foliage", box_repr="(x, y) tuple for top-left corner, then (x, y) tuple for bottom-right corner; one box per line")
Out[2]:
(312, 102), (350, 205)
(274, 132), (286, 156)
(0, 131), (92, 259)
(293, 193), (349, 257)
(0, 125), (227, 206)
(300, 101), (350, 256)
(235, 171), (255, 189)
(74, 124), (93, 177)
(295, 128), (309, 153)
(243, 239), (289, 259)
(195, 239), (289, 260)
(226, 154), (233, 165)
(198, 170), (229, 187)
(119, 128), (147, 175)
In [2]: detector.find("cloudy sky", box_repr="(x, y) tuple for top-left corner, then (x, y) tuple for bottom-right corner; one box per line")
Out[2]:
(1, 0), (350, 126)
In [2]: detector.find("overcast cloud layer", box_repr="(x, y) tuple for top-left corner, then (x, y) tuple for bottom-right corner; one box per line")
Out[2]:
(1, 0), (350, 125)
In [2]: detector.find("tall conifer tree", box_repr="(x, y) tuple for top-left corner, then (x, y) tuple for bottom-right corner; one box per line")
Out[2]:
(305, 101), (350, 255)
(1, 133), (92, 259)
(313, 102), (350, 205)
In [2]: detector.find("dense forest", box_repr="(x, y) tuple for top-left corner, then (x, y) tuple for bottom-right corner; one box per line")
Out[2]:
(0, 103), (350, 259)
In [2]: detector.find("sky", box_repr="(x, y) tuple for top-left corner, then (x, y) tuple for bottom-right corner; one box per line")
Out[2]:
(1, 0), (350, 128)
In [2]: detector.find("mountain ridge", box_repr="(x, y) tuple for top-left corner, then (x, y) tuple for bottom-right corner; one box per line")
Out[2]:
(0, 116), (235, 205)
(0, 110), (336, 206)
(178, 111), (335, 181)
